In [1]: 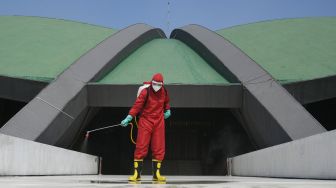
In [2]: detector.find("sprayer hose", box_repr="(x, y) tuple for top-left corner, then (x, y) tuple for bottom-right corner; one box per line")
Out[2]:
(129, 123), (136, 144)
(129, 117), (139, 145)
(135, 116), (139, 127)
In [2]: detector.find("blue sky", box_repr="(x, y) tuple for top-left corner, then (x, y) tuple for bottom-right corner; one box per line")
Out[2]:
(0, 0), (336, 35)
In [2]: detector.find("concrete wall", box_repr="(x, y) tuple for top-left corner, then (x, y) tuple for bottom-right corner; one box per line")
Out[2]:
(87, 84), (242, 108)
(0, 133), (98, 175)
(229, 130), (336, 179)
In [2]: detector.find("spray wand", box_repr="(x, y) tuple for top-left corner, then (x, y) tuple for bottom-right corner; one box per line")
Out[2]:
(85, 123), (136, 144)
(85, 124), (121, 138)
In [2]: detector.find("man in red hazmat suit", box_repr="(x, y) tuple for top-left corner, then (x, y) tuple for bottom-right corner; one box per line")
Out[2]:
(121, 73), (171, 182)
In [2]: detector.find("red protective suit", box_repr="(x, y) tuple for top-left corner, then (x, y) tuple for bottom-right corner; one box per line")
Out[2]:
(128, 73), (170, 161)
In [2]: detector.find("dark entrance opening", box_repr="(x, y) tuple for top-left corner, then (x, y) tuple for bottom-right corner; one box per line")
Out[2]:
(0, 98), (26, 128)
(73, 107), (255, 175)
(304, 97), (336, 131)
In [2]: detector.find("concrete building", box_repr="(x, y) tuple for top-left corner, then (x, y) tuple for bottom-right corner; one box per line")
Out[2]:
(0, 16), (336, 179)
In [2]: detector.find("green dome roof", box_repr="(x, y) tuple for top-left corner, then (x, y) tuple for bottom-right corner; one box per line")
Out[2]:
(217, 17), (336, 83)
(0, 16), (116, 81)
(99, 39), (229, 84)
(1, 16), (335, 84)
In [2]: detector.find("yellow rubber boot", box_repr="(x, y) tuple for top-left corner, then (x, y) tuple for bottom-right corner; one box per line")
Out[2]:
(128, 159), (143, 182)
(152, 159), (166, 182)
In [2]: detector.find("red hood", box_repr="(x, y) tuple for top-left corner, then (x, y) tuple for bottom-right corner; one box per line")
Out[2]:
(151, 73), (164, 83)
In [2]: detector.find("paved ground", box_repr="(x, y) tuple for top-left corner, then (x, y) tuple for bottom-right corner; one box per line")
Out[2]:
(0, 175), (335, 188)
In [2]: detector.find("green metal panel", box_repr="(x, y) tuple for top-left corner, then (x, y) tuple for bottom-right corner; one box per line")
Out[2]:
(217, 17), (336, 83)
(98, 39), (229, 84)
(0, 16), (116, 81)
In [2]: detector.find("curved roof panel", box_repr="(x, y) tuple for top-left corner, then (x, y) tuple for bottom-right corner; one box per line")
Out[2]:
(99, 39), (229, 84)
(0, 16), (116, 81)
(217, 17), (336, 83)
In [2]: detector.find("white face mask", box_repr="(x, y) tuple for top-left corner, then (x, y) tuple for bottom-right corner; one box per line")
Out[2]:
(152, 85), (162, 92)
(152, 81), (163, 92)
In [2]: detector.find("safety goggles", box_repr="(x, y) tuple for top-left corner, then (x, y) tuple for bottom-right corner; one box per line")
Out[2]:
(152, 80), (163, 86)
